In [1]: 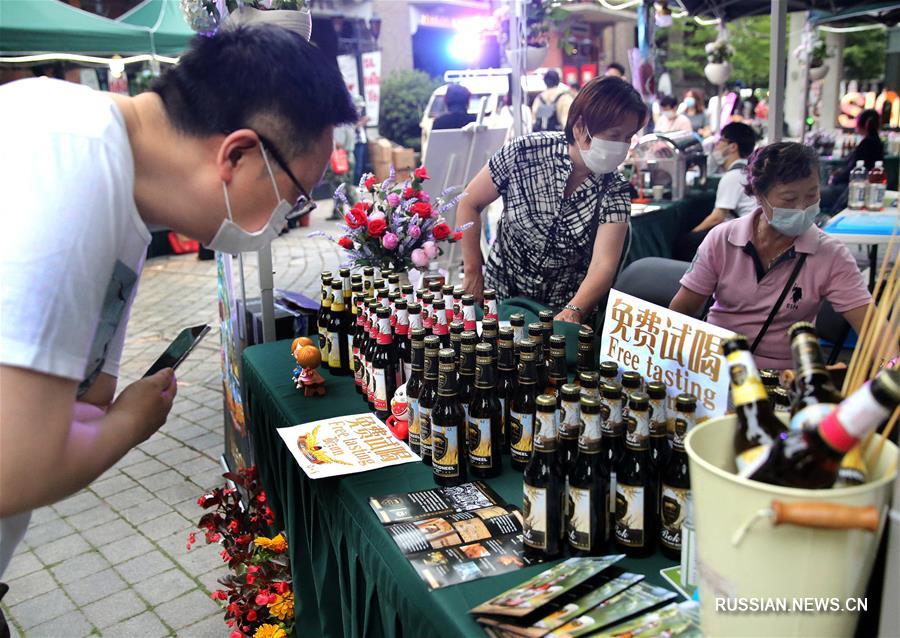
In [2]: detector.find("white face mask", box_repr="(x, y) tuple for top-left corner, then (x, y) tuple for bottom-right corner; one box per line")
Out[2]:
(763, 197), (820, 237)
(711, 148), (726, 166)
(207, 146), (293, 254)
(578, 130), (630, 175)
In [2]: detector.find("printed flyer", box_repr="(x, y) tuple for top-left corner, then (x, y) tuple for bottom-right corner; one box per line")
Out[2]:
(408, 533), (530, 591)
(277, 413), (418, 479)
(546, 582), (678, 637)
(386, 506), (524, 555)
(369, 481), (505, 524)
(591, 600), (701, 637)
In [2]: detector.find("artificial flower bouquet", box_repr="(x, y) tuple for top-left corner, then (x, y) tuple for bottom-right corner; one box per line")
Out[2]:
(314, 165), (471, 272)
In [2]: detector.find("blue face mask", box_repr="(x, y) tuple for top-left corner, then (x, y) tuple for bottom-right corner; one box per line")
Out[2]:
(763, 198), (820, 237)
(684, 96), (696, 108)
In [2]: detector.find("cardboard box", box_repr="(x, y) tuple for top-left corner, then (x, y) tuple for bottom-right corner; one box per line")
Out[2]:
(392, 147), (416, 180)
(372, 159), (391, 181)
(368, 139), (393, 163)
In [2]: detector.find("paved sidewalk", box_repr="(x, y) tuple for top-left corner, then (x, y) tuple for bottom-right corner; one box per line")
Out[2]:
(1, 203), (345, 637)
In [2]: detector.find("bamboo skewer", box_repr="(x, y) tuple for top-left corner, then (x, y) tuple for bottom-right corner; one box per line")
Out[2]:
(867, 408), (900, 471)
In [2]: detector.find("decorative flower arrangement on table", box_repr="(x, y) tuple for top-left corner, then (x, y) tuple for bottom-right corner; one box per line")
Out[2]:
(312, 166), (471, 273)
(188, 466), (294, 638)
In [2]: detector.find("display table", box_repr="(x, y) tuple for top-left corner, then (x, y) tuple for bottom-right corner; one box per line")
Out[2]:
(243, 340), (677, 638)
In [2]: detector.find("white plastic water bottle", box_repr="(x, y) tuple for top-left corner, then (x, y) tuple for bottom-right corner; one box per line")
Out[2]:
(848, 160), (867, 210)
(866, 160), (887, 211)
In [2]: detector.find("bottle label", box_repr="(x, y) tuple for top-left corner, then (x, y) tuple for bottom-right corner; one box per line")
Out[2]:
(792, 333), (828, 374)
(523, 484), (548, 550)
(659, 484), (689, 551)
(567, 486), (594, 551)
(367, 362), (376, 401)
(836, 446), (867, 487)
(354, 354), (364, 386)
(649, 398), (667, 436)
(626, 412), (650, 449)
(534, 410), (558, 452)
(601, 399), (622, 437)
(486, 299), (498, 319)
(329, 333), (342, 368)
(419, 407), (432, 453)
(789, 402), (836, 432)
(404, 361), (412, 383)
(672, 416), (693, 451)
(408, 397), (420, 448)
(608, 472), (617, 513)
(559, 400), (581, 441)
(866, 182), (886, 209)
(320, 327), (330, 360)
(579, 413), (602, 452)
(726, 350), (768, 406)
(373, 369), (388, 411)
(467, 416), (494, 468)
(347, 335), (355, 371)
(736, 444), (770, 476)
(432, 424), (460, 478)
(463, 305), (477, 330)
(835, 381), (891, 440)
(509, 411), (534, 463)
(614, 484), (644, 547)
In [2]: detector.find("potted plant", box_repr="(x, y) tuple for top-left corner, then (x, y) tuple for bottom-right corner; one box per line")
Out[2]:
(704, 39), (734, 86)
(809, 38), (830, 81)
(181, 0), (311, 40)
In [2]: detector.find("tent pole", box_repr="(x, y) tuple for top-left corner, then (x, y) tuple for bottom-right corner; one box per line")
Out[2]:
(767, 0), (787, 142)
(510, 0), (525, 139)
(258, 245), (276, 343)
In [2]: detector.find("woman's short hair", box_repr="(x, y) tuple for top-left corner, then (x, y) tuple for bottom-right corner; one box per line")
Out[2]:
(744, 142), (820, 197)
(857, 109), (881, 138)
(564, 77), (648, 144)
(659, 95), (677, 109)
(445, 83), (471, 111)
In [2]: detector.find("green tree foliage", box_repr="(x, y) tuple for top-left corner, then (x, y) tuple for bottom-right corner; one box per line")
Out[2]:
(730, 17), (771, 88)
(379, 70), (439, 152)
(842, 29), (887, 81)
(655, 21), (717, 82)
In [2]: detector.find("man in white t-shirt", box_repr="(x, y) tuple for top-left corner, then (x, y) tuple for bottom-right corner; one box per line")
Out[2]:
(0, 16), (356, 576)
(674, 122), (757, 261)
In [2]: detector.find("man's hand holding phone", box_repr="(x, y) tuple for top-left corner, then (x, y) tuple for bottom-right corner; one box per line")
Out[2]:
(110, 368), (178, 443)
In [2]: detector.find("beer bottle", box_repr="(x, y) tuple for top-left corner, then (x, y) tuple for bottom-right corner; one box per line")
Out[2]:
(723, 335), (788, 471)
(621, 372), (643, 414)
(576, 328), (597, 380)
(418, 336), (441, 467)
(772, 386), (792, 418)
(578, 371), (600, 399)
(342, 270), (355, 375)
(647, 381), (671, 473)
(481, 318), (499, 357)
(558, 384), (583, 479)
(760, 369), (780, 396)
(318, 274), (332, 369)
(442, 285), (455, 323)
(395, 300), (411, 383)
(745, 370), (899, 489)
(458, 331), (478, 424)
(599, 361), (619, 385)
(388, 291), (400, 330)
(496, 327), (517, 455)
(372, 307), (399, 420)
(432, 348), (468, 486)
(327, 280), (352, 375)
(408, 302), (423, 334)
(615, 393), (656, 558)
(452, 286), (464, 322)
(510, 313), (526, 351)
(433, 300), (451, 348)
(421, 292), (435, 337)
(340, 267), (353, 309)
(538, 310), (554, 363)
(362, 267), (374, 297)
(449, 320), (464, 364)
(468, 342), (503, 478)
(567, 396), (609, 555)
(524, 394), (564, 561)
(510, 338), (539, 472)
(483, 288), (499, 320)
(462, 294), (478, 331)
(402, 283), (415, 307)
(546, 335), (568, 398)
(365, 300), (379, 408)
(428, 281), (442, 304)
(387, 273), (400, 296)
(787, 322), (843, 431)
(351, 284), (366, 394)
(406, 328), (426, 456)
(600, 382), (625, 543)
(528, 322), (549, 391)
(660, 394), (696, 561)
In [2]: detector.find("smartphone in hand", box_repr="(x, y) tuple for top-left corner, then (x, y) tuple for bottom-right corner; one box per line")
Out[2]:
(144, 324), (211, 377)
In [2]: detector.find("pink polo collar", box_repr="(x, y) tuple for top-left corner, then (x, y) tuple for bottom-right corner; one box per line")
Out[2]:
(726, 209), (821, 254)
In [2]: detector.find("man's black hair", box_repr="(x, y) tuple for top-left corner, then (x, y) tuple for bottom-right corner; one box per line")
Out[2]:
(544, 69), (560, 87)
(607, 62), (625, 75)
(152, 24), (356, 157)
(659, 95), (677, 109)
(721, 122), (756, 158)
(445, 84), (471, 112)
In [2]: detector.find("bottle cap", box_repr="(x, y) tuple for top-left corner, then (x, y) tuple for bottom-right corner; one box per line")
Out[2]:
(579, 371), (600, 386)
(788, 321), (816, 340)
(602, 382), (622, 399)
(722, 334), (750, 355)
(539, 310), (554, 322)
(462, 294), (474, 304)
(450, 321), (464, 335)
(411, 328), (426, 342)
(536, 395), (557, 410)
(561, 384), (582, 400)
(647, 381), (666, 399)
(483, 288), (496, 299)
(676, 393), (697, 411)
(461, 330), (478, 344)
(549, 334), (566, 348)
(580, 396), (601, 411)
(628, 391), (650, 410)
(498, 326), (514, 342)
(510, 313), (525, 326)
(622, 371), (643, 389)
(599, 361), (618, 377)
(424, 335), (440, 349)
(408, 303), (421, 313)
(376, 307), (389, 318)
(579, 326), (595, 339)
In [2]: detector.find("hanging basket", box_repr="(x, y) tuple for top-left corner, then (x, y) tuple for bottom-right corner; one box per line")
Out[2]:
(809, 64), (829, 81)
(525, 45), (549, 71)
(704, 62), (731, 86)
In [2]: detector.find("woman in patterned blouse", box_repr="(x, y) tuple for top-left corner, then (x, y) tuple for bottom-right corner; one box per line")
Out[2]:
(457, 77), (647, 324)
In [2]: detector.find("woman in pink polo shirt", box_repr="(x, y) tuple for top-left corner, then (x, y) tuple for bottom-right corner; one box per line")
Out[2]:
(670, 142), (871, 370)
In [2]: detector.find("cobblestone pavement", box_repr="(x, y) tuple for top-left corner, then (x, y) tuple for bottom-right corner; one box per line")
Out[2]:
(1, 202), (345, 637)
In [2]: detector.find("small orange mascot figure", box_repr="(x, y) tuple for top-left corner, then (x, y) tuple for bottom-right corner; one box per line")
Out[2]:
(291, 338), (326, 397)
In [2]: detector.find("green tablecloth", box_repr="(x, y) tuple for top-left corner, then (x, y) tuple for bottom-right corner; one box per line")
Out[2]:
(243, 339), (677, 638)
(626, 190), (717, 266)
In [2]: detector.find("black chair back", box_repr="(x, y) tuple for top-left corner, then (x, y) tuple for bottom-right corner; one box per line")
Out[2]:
(612, 257), (694, 314)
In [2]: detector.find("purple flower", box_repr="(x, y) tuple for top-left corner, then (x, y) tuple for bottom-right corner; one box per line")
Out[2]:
(382, 232), (399, 250)
(386, 193), (401, 209)
(408, 224), (421, 240)
(418, 191), (430, 203)
(411, 248), (429, 268)
(422, 241), (438, 259)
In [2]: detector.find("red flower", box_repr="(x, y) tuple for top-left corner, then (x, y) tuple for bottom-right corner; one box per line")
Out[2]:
(345, 205), (369, 229)
(211, 590), (228, 601)
(228, 602), (242, 615)
(255, 593), (269, 606)
(414, 166), (429, 181)
(367, 218), (387, 238)
(403, 187), (418, 200)
(268, 594), (278, 604)
(410, 202), (432, 219)
(248, 565), (260, 574)
(246, 573), (255, 585)
(227, 520), (239, 533)
(256, 493), (266, 504)
(246, 610), (257, 622)
(230, 632), (242, 638)
(432, 223), (451, 240)
(365, 176), (378, 191)
(338, 236), (354, 249)
(453, 231), (463, 241)
(237, 534), (252, 546)
(275, 581), (290, 594)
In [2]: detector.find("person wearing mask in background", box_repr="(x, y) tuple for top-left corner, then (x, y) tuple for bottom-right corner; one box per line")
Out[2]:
(457, 77), (648, 324)
(654, 95), (693, 134)
(674, 122), (758, 261)
(432, 83), (477, 131)
(0, 16), (356, 581)
(670, 143), (872, 370)
(605, 62), (625, 78)
(681, 88), (709, 136)
(531, 69), (573, 132)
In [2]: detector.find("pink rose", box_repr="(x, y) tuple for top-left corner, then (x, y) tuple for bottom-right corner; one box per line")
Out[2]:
(422, 241), (438, 259)
(418, 191), (430, 203)
(386, 193), (401, 208)
(382, 232), (399, 250)
(411, 248), (429, 268)
(408, 224), (421, 239)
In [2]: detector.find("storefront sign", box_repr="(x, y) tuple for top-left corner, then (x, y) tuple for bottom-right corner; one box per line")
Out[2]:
(600, 290), (734, 420)
(337, 54), (361, 98)
(839, 90), (899, 129)
(362, 51), (381, 127)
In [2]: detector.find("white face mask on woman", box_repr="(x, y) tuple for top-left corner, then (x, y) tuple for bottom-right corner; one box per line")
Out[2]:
(762, 197), (820, 237)
(578, 129), (630, 175)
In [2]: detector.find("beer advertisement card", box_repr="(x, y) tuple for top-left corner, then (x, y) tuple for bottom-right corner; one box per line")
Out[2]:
(385, 505), (524, 555)
(589, 600), (701, 637)
(545, 582), (678, 637)
(277, 412), (419, 479)
(407, 532), (531, 590)
(369, 481), (506, 524)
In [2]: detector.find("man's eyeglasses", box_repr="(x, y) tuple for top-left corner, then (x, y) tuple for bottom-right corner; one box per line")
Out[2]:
(257, 133), (317, 221)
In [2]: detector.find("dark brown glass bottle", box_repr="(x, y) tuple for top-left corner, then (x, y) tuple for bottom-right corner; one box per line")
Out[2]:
(432, 300), (450, 348)
(371, 307), (398, 420)
(538, 310), (554, 363)
(615, 393), (656, 557)
(406, 328), (426, 456)
(567, 396), (609, 556)
(510, 313), (526, 350)
(407, 302), (423, 334)
(660, 394), (696, 560)
(578, 371), (600, 399)
(523, 394), (564, 561)
(432, 349), (468, 486)
(546, 334), (568, 398)
(483, 288), (499, 320)
(327, 280), (352, 375)
(468, 343), (503, 478)
(621, 372), (643, 413)
(351, 284), (366, 394)
(647, 381), (671, 474)
(395, 300), (411, 383)
(788, 322), (843, 431)
(510, 338), (539, 472)
(576, 328), (597, 380)
(746, 370), (899, 488)
(401, 284), (415, 307)
(364, 300), (379, 408)
(558, 384), (582, 479)
(418, 336), (440, 467)
(600, 382), (625, 538)
(458, 330), (478, 425)
(362, 267), (374, 296)
(496, 327), (517, 455)
(449, 320), (464, 364)
(318, 274), (332, 370)
(462, 294), (478, 331)
(421, 292), (435, 337)
(528, 322), (549, 391)
(480, 318), (499, 356)
(772, 386), (792, 418)
(723, 335), (788, 471)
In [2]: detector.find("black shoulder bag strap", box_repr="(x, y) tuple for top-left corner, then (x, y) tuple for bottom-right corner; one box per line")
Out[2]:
(750, 253), (808, 354)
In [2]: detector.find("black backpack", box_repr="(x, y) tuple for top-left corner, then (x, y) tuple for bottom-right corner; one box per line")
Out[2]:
(533, 93), (564, 132)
